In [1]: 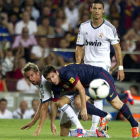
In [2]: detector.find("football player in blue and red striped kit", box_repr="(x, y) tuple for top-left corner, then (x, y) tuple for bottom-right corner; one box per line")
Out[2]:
(42, 63), (140, 139)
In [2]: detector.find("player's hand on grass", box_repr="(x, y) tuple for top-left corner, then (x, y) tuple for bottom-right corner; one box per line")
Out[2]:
(21, 121), (35, 130)
(117, 70), (125, 82)
(81, 107), (88, 121)
(51, 123), (57, 136)
(33, 126), (41, 136)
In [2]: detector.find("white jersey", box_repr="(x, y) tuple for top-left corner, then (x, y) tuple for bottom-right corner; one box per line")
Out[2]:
(76, 19), (119, 68)
(36, 75), (52, 103)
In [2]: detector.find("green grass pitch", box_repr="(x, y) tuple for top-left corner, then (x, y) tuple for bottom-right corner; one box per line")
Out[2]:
(0, 119), (134, 140)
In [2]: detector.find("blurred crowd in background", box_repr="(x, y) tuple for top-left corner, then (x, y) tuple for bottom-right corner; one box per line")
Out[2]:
(0, 98), (54, 119)
(0, 0), (140, 92)
(0, 0), (140, 120)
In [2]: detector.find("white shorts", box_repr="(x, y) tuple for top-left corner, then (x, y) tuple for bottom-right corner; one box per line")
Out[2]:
(85, 62), (110, 72)
(60, 94), (80, 127)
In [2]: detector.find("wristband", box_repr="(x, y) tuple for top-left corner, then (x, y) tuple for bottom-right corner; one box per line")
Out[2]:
(118, 66), (123, 70)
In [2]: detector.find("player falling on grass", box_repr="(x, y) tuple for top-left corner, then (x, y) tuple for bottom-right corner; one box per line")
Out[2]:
(21, 63), (51, 136)
(21, 62), (109, 138)
(42, 63), (140, 139)
(75, 0), (125, 132)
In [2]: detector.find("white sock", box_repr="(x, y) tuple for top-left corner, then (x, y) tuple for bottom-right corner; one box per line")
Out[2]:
(60, 104), (83, 129)
(90, 123), (98, 131)
(68, 129), (97, 137)
(68, 129), (77, 137)
(86, 130), (98, 137)
(91, 100), (103, 130)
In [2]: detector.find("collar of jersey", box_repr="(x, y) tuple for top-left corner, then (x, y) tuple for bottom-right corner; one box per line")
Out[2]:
(39, 74), (42, 87)
(90, 19), (105, 29)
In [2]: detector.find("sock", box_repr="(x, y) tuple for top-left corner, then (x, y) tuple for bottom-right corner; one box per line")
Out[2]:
(86, 130), (97, 137)
(90, 123), (98, 131)
(86, 102), (107, 117)
(119, 104), (138, 127)
(118, 93), (128, 101)
(60, 104), (83, 129)
(68, 129), (77, 137)
(91, 100), (103, 130)
(68, 129), (97, 137)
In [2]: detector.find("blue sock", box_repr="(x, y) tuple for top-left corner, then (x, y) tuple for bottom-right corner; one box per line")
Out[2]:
(118, 93), (128, 101)
(119, 104), (138, 127)
(86, 102), (107, 117)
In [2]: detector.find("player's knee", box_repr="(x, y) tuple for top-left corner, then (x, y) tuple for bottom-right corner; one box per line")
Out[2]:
(60, 124), (70, 136)
(111, 103), (118, 109)
(74, 99), (81, 109)
(56, 100), (65, 108)
(111, 101), (123, 110)
(60, 133), (67, 136)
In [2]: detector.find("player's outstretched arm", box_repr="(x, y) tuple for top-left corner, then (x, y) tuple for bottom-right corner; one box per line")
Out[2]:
(50, 101), (58, 136)
(75, 46), (83, 63)
(113, 43), (125, 82)
(21, 102), (42, 130)
(33, 101), (49, 136)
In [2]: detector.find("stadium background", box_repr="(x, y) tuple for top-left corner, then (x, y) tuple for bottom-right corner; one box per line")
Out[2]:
(0, 0), (140, 126)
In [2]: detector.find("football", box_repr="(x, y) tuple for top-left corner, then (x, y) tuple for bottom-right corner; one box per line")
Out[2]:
(88, 79), (110, 100)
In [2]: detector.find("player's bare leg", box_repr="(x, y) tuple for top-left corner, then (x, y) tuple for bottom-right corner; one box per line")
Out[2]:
(60, 121), (71, 136)
(105, 95), (139, 139)
(60, 120), (110, 138)
(56, 96), (84, 133)
(74, 95), (90, 109)
(109, 95), (123, 109)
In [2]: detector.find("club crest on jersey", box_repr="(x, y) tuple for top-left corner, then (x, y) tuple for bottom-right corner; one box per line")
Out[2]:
(99, 33), (103, 38)
(77, 36), (80, 42)
(85, 40), (102, 46)
(69, 77), (75, 83)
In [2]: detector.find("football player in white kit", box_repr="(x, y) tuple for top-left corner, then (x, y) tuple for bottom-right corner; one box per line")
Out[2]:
(21, 63), (52, 136)
(75, 0), (125, 131)
(21, 63), (109, 138)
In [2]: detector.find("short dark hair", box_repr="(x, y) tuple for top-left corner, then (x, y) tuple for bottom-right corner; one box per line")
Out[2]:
(130, 85), (139, 93)
(6, 48), (12, 52)
(42, 65), (56, 78)
(64, 31), (71, 37)
(91, 0), (104, 8)
(42, 16), (50, 22)
(0, 98), (7, 104)
(43, 6), (50, 10)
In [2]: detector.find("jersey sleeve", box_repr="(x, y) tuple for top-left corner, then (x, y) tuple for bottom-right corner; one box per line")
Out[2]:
(36, 81), (52, 104)
(62, 70), (79, 86)
(106, 27), (119, 45)
(16, 80), (23, 91)
(40, 93), (52, 104)
(76, 25), (85, 47)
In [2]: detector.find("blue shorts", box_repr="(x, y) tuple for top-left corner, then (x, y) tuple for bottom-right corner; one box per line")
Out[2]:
(85, 70), (118, 102)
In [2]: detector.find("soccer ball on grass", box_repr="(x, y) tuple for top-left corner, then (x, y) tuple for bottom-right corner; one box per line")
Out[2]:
(88, 79), (110, 100)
